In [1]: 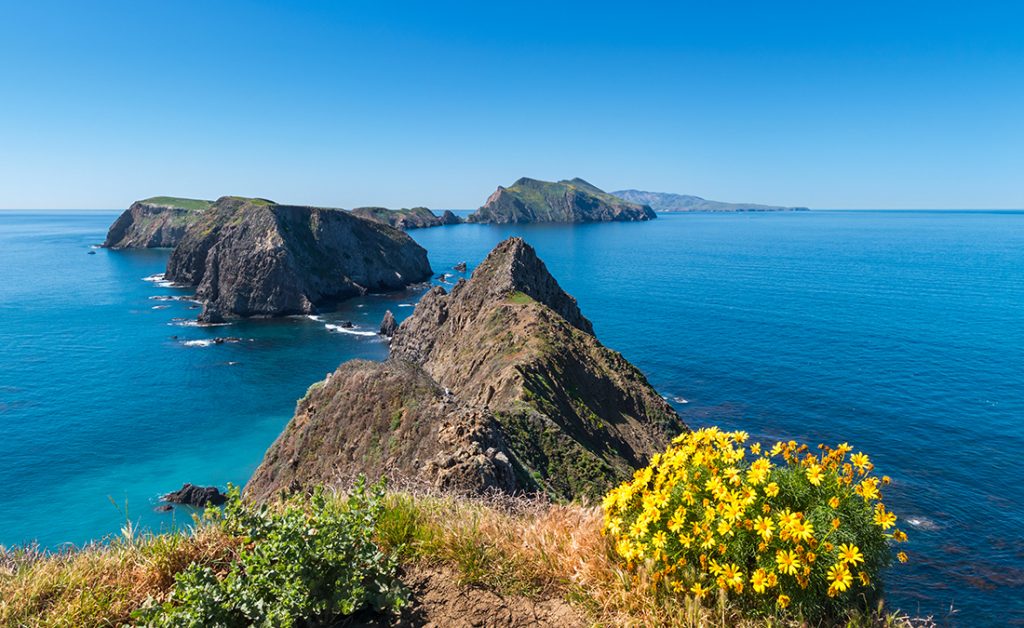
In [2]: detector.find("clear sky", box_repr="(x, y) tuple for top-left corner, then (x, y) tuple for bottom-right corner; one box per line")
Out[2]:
(0, 1), (1021, 209)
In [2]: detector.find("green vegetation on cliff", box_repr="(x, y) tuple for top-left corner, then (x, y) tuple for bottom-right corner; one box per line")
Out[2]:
(468, 178), (656, 224)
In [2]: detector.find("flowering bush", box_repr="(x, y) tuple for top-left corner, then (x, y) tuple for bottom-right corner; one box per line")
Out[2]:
(602, 427), (907, 620)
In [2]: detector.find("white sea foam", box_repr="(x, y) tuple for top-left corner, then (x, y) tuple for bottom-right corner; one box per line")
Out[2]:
(672, 396), (689, 404)
(152, 305), (170, 310)
(304, 314), (324, 322)
(325, 324), (377, 337)
(182, 339), (214, 347)
(143, 274), (165, 282)
(398, 303), (413, 307)
(169, 320), (232, 328)
(907, 517), (939, 530)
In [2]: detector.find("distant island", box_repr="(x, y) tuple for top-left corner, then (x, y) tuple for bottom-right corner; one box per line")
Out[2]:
(348, 206), (462, 229)
(468, 177), (655, 224)
(612, 189), (809, 212)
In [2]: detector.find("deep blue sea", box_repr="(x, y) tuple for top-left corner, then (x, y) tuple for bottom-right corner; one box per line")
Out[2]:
(1, 210), (1022, 624)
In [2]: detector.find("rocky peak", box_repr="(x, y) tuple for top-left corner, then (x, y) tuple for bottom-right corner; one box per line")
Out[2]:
(459, 238), (593, 335)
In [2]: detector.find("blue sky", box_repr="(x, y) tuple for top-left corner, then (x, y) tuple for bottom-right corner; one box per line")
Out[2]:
(0, 1), (1021, 209)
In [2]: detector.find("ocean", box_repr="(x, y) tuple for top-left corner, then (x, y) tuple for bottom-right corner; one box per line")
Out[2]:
(0, 209), (1021, 624)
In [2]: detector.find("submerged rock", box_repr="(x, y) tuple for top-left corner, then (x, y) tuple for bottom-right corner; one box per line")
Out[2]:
(248, 237), (684, 502)
(103, 196), (213, 249)
(453, 261), (467, 272)
(165, 197), (432, 322)
(162, 483), (227, 507)
(379, 310), (398, 336)
(467, 178), (656, 224)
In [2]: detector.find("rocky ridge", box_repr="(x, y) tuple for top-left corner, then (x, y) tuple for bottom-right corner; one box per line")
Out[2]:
(349, 206), (463, 230)
(165, 196), (432, 322)
(103, 196), (212, 248)
(467, 178), (655, 224)
(247, 237), (685, 502)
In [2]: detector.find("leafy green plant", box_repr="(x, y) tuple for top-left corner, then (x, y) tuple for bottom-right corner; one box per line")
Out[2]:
(135, 477), (406, 627)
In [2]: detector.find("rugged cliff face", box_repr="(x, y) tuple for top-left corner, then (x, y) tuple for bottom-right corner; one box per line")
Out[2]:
(467, 178), (655, 224)
(248, 237), (685, 502)
(102, 197), (212, 248)
(165, 196), (432, 322)
(349, 206), (463, 230)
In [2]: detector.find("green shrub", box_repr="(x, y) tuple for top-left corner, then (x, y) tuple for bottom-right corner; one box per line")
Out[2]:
(135, 478), (406, 627)
(602, 427), (907, 622)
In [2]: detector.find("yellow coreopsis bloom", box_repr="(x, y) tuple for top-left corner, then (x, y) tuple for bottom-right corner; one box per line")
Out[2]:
(898, 551), (908, 563)
(751, 568), (768, 593)
(789, 518), (815, 543)
(721, 563), (744, 590)
(777, 594), (790, 608)
(856, 478), (881, 500)
(776, 549), (801, 575)
(765, 482), (779, 497)
(806, 464), (824, 486)
(754, 515), (775, 541)
(837, 543), (864, 566)
(827, 563), (853, 592)
(691, 582), (709, 597)
(828, 496), (840, 509)
(652, 530), (668, 549)
(873, 508), (897, 530)
(850, 452), (870, 470)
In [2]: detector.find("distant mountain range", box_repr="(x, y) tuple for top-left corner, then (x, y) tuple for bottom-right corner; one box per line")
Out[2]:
(612, 189), (809, 213)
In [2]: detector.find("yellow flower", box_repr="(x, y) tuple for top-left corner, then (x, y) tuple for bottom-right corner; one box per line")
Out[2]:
(751, 568), (768, 593)
(850, 452), (870, 470)
(898, 551), (908, 563)
(856, 478), (881, 500)
(766, 571), (778, 587)
(721, 563), (744, 590)
(873, 508), (897, 530)
(829, 496), (840, 509)
(837, 543), (864, 566)
(765, 482), (780, 497)
(777, 594), (791, 608)
(717, 519), (732, 537)
(806, 464), (824, 486)
(827, 563), (853, 592)
(789, 518), (815, 543)
(667, 510), (686, 533)
(858, 571), (871, 586)
(831, 517), (841, 530)
(750, 442), (762, 455)
(691, 582), (709, 597)
(776, 549), (801, 575)
(652, 530), (667, 549)
(754, 515), (775, 541)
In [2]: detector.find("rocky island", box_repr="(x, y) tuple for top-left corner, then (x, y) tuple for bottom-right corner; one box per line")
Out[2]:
(102, 196), (212, 248)
(612, 189), (809, 212)
(467, 178), (656, 224)
(349, 206), (462, 229)
(164, 196), (432, 322)
(247, 237), (685, 502)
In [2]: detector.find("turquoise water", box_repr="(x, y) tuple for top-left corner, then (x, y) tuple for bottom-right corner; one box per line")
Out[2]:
(1, 210), (1022, 623)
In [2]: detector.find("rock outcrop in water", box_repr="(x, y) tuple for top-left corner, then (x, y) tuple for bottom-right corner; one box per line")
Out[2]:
(162, 483), (227, 507)
(349, 206), (463, 230)
(467, 178), (655, 224)
(379, 310), (398, 337)
(247, 237), (684, 502)
(165, 196), (432, 323)
(103, 196), (212, 248)
(611, 189), (809, 212)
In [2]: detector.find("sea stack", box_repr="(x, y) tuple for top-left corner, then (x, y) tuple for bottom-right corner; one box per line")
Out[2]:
(247, 237), (685, 502)
(103, 196), (212, 248)
(165, 196), (432, 322)
(467, 178), (656, 224)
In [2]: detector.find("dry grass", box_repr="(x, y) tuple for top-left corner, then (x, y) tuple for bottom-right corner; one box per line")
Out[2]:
(0, 525), (238, 627)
